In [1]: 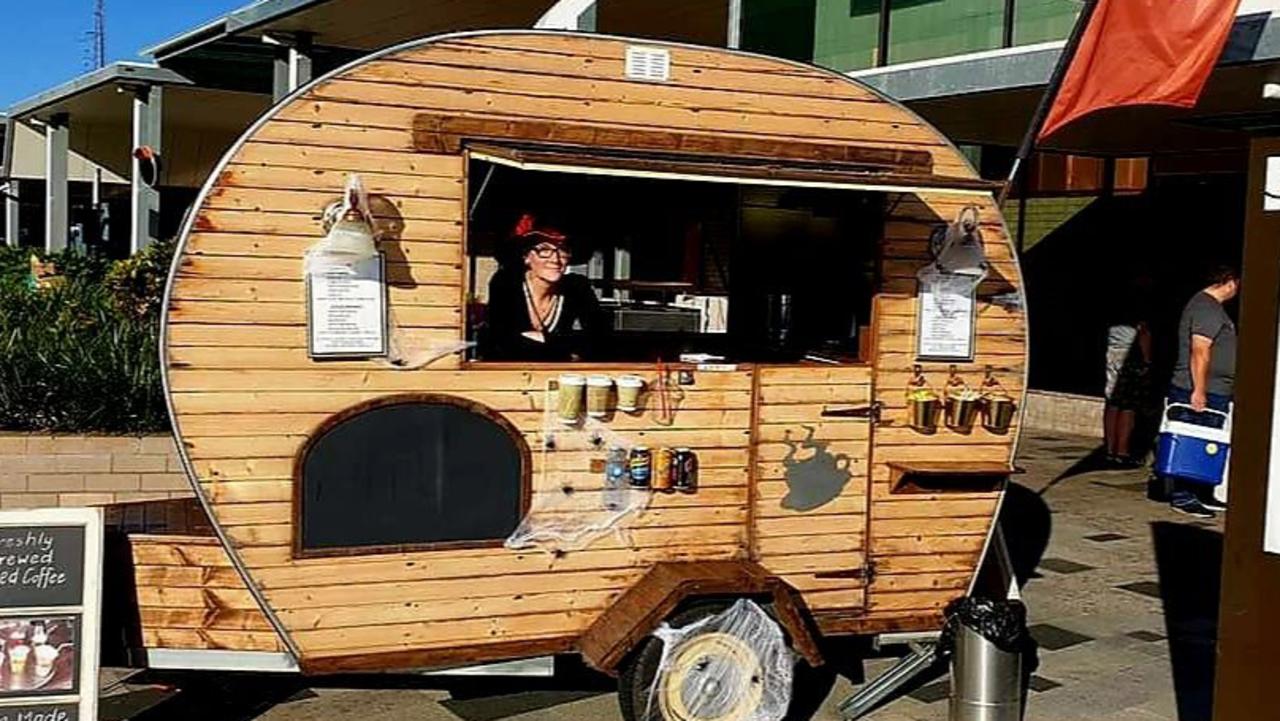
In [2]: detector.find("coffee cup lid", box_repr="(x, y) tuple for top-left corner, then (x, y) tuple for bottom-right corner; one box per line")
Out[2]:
(588, 375), (613, 385)
(559, 374), (586, 384)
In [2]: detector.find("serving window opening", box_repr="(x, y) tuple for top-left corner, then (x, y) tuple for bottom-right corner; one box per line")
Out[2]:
(465, 156), (883, 365)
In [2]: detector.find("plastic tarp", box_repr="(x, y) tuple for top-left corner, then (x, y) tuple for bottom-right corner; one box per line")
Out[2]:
(647, 600), (794, 721)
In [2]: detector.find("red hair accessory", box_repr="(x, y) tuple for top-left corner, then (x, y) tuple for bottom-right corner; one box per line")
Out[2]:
(513, 213), (536, 237)
(512, 213), (567, 246)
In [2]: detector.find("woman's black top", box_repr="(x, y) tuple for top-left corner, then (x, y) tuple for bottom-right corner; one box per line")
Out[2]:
(484, 268), (603, 361)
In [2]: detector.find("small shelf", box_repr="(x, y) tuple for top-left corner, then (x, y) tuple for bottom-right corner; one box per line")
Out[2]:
(887, 460), (1015, 495)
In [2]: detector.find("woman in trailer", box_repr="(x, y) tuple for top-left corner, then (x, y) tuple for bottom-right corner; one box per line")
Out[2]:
(484, 214), (602, 361)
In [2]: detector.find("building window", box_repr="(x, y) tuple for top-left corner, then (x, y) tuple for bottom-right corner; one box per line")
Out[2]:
(296, 396), (529, 556)
(887, 0), (1005, 64)
(1012, 0), (1081, 46)
(813, 0), (882, 71)
(740, 0), (818, 63)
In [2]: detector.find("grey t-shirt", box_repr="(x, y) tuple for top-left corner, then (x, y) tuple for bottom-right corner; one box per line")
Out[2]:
(1171, 291), (1236, 396)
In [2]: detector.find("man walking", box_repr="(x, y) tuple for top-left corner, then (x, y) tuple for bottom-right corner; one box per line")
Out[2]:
(1167, 265), (1239, 518)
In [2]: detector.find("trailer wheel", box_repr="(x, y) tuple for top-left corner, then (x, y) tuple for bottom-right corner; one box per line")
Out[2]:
(617, 603), (835, 721)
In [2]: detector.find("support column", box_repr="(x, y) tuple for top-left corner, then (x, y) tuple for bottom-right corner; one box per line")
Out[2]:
(269, 33), (314, 103)
(44, 114), (69, 253)
(1212, 134), (1280, 721)
(3, 179), (18, 248)
(726, 0), (742, 48)
(131, 85), (163, 254)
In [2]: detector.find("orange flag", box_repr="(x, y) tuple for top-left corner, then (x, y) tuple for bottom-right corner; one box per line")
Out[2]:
(1039, 0), (1242, 141)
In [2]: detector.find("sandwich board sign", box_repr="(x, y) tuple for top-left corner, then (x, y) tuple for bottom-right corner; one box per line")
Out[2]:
(0, 509), (102, 720)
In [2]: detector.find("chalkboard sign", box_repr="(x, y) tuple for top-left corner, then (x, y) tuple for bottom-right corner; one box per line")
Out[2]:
(0, 702), (78, 721)
(0, 528), (84, 609)
(299, 398), (529, 554)
(0, 510), (101, 721)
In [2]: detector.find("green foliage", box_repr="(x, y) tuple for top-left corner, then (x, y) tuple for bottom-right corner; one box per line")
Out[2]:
(0, 242), (176, 433)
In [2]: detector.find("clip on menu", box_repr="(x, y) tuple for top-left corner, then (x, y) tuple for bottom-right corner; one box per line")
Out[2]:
(0, 508), (103, 721)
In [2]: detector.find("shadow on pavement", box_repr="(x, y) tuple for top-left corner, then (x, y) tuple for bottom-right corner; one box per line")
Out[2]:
(434, 658), (614, 720)
(1037, 445), (1112, 496)
(1150, 521), (1222, 721)
(127, 658), (615, 721)
(994, 482), (1053, 589)
(127, 672), (311, 721)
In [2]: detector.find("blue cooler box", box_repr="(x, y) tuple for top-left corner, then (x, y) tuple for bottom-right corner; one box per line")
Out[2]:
(1154, 403), (1231, 486)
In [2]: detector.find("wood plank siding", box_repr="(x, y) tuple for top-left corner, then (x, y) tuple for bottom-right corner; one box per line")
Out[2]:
(159, 31), (1026, 668)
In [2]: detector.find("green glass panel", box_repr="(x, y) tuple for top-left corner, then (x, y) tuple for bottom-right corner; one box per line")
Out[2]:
(813, 0), (882, 72)
(741, 0), (817, 62)
(1013, 0), (1081, 46)
(887, 0), (1004, 64)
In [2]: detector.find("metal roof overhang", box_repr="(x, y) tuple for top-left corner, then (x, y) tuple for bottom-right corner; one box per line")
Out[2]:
(7, 63), (192, 122)
(147, 0), (559, 60)
(851, 11), (1280, 156)
(469, 142), (999, 197)
(5, 63), (268, 185)
(146, 0), (730, 71)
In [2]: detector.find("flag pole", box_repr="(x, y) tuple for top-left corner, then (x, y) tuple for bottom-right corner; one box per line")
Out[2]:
(997, 0), (1101, 207)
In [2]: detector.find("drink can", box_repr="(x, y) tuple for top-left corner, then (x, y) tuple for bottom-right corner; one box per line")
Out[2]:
(673, 448), (698, 493)
(652, 448), (674, 492)
(628, 447), (652, 488)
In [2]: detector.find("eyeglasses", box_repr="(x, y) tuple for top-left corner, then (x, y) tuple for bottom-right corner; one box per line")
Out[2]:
(532, 244), (572, 260)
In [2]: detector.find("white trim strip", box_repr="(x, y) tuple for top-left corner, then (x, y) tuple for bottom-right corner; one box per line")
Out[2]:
(141, 649), (556, 677)
(144, 649), (300, 673)
(850, 40), (1065, 78)
(470, 151), (992, 197)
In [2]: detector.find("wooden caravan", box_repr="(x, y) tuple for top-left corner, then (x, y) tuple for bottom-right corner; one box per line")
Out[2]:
(144, 29), (1027, 717)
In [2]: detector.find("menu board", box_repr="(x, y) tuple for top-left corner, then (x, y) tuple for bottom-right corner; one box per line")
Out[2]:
(307, 254), (388, 358)
(916, 271), (977, 361)
(0, 510), (100, 721)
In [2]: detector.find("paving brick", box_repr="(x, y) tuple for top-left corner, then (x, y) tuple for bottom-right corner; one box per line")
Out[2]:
(25, 474), (85, 493)
(113, 491), (173, 504)
(140, 473), (192, 492)
(111, 454), (169, 473)
(24, 436), (70, 454)
(166, 455), (188, 472)
(0, 475), (26, 492)
(139, 436), (178, 455)
(52, 454), (112, 473)
(58, 492), (116, 507)
(0, 437), (27, 454)
(0, 493), (61, 509)
(0, 455), (56, 474)
(84, 473), (141, 492)
(78, 437), (143, 453)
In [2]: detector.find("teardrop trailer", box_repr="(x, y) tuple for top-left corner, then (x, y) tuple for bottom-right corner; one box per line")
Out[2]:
(114, 30), (1029, 720)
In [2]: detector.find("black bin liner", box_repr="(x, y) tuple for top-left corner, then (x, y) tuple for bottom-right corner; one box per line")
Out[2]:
(939, 597), (1029, 655)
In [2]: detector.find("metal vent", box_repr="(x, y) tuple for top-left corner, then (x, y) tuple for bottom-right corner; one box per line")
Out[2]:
(625, 46), (671, 82)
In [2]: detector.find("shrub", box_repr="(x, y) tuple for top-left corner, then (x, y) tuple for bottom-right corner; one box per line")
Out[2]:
(0, 242), (175, 433)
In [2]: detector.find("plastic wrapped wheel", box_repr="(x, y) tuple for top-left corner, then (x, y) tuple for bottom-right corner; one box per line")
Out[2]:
(617, 603), (835, 721)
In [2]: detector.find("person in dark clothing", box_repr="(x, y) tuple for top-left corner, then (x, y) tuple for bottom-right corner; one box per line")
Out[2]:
(1165, 264), (1239, 518)
(1103, 275), (1154, 467)
(483, 214), (602, 362)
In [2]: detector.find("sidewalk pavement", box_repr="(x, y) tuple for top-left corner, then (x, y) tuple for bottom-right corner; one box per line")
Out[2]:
(103, 430), (1223, 721)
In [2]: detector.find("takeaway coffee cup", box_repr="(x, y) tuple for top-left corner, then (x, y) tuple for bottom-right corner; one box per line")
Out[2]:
(557, 374), (586, 424)
(587, 375), (614, 418)
(9, 644), (29, 674)
(617, 375), (646, 412)
(33, 644), (57, 676)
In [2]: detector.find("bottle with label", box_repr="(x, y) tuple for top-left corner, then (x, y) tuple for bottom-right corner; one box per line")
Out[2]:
(604, 446), (629, 511)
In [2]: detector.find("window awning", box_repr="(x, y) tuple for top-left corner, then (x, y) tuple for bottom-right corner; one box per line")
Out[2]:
(467, 141), (1000, 197)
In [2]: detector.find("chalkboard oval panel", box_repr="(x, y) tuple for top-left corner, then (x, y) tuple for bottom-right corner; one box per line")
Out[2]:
(296, 395), (530, 556)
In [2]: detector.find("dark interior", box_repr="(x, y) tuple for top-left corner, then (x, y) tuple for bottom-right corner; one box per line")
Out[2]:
(466, 160), (883, 364)
(298, 399), (527, 553)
